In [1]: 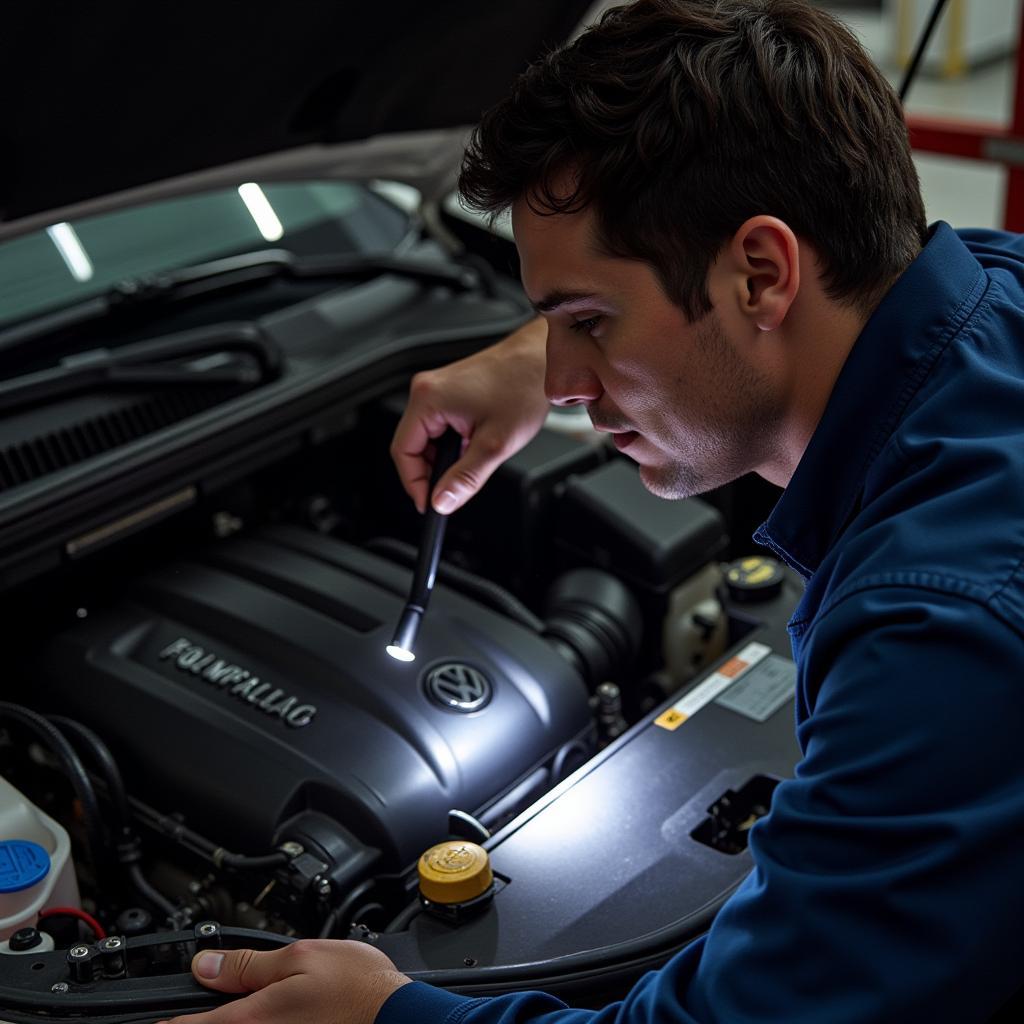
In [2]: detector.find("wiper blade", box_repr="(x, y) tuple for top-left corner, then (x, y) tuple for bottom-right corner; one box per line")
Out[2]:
(0, 249), (488, 353)
(0, 322), (281, 417)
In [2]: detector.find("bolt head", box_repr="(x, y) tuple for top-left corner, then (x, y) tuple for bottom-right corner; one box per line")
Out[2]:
(69, 945), (90, 958)
(317, 879), (332, 897)
(51, 982), (70, 993)
(280, 841), (303, 857)
(102, 937), (123, 950)
(198, 923), (217, 937)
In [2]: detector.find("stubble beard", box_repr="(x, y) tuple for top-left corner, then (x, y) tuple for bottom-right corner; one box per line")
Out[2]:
(638, 314), (780, 500)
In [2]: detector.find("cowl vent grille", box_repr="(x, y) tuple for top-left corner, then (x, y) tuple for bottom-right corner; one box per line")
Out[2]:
(0, 385), (242, 493)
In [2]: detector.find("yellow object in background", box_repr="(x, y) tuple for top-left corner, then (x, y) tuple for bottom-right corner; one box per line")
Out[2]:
(893, 0), (998, 79)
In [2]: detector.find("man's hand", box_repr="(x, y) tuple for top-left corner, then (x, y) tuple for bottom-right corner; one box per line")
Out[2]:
(391, 317), (549, 515)
(158, 939), (412, 1024)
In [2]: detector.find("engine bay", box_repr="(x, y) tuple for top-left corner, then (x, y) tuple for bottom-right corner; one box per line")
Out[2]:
(0, 182), (801, 1020)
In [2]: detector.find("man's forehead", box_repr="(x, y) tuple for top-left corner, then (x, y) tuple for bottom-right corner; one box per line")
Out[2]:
(512, 198), (617, 306)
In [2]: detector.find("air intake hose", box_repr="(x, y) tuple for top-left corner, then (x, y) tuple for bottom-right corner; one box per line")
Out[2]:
(542, 569), (643, 688)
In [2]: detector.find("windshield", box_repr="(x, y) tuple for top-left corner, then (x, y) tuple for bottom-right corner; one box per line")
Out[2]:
(0, 181), (412, 329)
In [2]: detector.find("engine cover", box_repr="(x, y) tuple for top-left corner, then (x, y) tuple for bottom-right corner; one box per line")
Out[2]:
(24, 527), (592, 869)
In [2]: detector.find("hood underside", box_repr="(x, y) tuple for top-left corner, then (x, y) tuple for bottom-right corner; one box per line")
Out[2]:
(3, 2), (595, 233)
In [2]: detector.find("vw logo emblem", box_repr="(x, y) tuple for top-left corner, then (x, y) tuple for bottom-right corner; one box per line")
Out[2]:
(425, 663), (492, 713)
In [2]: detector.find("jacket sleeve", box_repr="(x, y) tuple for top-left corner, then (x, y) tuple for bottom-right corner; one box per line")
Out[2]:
(377, 586), (1024, 1024)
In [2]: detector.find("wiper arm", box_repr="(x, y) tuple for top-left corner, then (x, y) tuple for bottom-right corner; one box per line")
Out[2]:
(0, 249), (489, 353)
(141, 248), (485, 299)
(0, 322), (282, 417)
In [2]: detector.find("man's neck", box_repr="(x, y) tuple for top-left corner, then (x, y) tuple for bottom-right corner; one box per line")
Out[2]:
(758, 289), (877, 489)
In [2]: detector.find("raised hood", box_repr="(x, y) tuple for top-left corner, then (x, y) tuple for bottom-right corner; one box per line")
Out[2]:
(2, 2), (594, 231)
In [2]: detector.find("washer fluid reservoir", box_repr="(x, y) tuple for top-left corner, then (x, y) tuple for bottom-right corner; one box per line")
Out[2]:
(0, 775), (79, 940)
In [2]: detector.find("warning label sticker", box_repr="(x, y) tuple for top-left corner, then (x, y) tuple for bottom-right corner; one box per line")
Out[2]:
(653, 641), (771, 731)
(714, 654), (796, 723)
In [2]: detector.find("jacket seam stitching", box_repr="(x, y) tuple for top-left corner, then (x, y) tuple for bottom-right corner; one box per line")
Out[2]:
(808, 577), (1024, 646)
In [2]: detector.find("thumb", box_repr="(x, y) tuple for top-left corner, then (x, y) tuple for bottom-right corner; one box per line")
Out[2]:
(431, 433), (507, 514)
(191, 947), (292, 994)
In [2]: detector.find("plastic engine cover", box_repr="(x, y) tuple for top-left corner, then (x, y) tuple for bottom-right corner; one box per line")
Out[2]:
(22, 527), (593, 867)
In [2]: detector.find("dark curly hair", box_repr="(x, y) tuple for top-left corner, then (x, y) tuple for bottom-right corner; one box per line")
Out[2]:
(459, 0), (927, 320)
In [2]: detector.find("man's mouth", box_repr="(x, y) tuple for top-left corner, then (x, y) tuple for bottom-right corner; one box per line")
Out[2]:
(588, 416), (640, 452)
(610, 430), (639, 452)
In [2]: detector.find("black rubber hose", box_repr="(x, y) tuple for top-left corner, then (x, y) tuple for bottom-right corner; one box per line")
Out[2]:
(0, 702), (106, 876)
(47, 716), (131, 835)
(216, 851), (289, 870)
(130, 796), (289, 870)
(385, 898), (424, 934)
(367, 537), (544, 633)
(319, 878), (377, 938)
(128, 864), (180, 923)
(47, 716), (183, 924)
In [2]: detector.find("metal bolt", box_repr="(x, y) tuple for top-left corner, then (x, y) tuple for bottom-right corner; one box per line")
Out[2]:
(463, 957), (478, 967)
(316, 879), (332, 898)
(280, 841), (304, 858)
(51, 982), (69, 993)
(69, 945), (90, 958)
(198, 923), (218, 937)
(101, 937), (123, 951)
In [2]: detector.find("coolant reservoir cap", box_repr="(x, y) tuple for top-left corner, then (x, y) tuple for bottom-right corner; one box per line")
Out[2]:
(0, 840), (50, 893)
(417, 841), (492, 905)
(725, 556), (784, 603)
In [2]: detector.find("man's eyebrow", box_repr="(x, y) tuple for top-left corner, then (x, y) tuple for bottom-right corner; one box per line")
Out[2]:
(530, 291), (600, 314)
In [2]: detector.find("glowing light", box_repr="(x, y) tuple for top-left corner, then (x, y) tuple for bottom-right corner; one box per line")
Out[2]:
(386, 645), (416, 663)
(46, 222), (93, 282)
(238, 182), (284, 241)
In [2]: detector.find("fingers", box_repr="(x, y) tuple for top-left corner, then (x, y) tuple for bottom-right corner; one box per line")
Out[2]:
(390, 322), (549, 515)
(191, 946), (298, 994)
(390, 376), (462, 515)
(157, 941), (409, 1024)
(431, 429), (508, 514)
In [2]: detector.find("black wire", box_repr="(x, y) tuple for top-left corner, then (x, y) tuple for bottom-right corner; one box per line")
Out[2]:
(898, 0), (953, 104)
(0, 703), (106, 876)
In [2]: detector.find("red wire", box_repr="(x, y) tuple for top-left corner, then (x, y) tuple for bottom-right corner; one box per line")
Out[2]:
(38, 906), (107, 940)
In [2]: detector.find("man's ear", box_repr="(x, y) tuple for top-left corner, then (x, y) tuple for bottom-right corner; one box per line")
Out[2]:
(727, 216), (800, 332)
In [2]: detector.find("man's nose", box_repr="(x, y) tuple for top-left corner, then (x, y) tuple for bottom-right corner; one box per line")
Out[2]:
(544, 333), (603, 407)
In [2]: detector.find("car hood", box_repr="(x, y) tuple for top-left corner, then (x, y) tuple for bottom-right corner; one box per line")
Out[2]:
(1, 1), (596, 238)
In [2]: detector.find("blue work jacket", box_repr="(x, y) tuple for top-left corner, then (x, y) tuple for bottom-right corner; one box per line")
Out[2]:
(377, 223), (1024, 1024)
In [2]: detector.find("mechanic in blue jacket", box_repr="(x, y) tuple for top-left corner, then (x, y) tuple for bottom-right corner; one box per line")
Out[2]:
(160, 1), (1024, 1022)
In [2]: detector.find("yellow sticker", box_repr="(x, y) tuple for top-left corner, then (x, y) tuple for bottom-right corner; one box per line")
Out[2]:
(653, 642), (773, 734)
(655, 709), (688, 731)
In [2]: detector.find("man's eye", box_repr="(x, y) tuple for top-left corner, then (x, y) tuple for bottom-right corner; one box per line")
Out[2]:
(569, 316), (602, 335)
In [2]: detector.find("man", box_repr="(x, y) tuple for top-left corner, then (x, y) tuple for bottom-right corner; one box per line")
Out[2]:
(161, 1), (1024, 1021)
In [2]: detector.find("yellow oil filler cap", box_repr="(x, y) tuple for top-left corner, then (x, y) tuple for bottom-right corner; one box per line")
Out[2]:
(417, 841), (493, 905)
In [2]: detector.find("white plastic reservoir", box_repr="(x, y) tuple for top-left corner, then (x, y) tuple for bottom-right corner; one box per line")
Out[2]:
(0, 775), (79, 939)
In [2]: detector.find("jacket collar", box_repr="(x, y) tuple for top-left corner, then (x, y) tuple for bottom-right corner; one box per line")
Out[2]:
(754, 222), (987, 580)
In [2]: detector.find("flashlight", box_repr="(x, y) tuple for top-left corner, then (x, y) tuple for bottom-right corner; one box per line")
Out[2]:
(386, 427), (463, 662)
